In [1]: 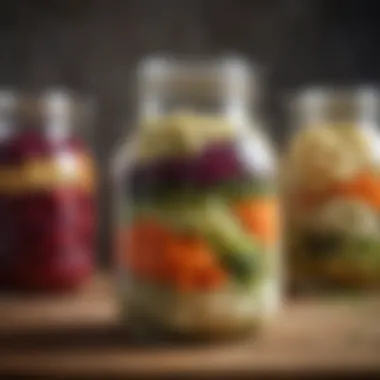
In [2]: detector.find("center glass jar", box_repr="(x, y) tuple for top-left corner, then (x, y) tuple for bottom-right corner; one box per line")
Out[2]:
(283, 87), (380, 291)
(113, 57), (281, 341)
(0, 90), (96, 292)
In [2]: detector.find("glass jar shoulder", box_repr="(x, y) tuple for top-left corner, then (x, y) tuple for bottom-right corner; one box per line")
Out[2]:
(115, 115), (277, 189)
(284, 123), (380, 193)
(283, 121), (380, 290)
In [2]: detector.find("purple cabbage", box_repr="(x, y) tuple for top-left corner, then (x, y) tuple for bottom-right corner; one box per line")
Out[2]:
(128, 141), (255, 195)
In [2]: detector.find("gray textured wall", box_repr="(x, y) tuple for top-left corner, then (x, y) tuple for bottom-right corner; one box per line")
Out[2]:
(1, 0), (379, 265)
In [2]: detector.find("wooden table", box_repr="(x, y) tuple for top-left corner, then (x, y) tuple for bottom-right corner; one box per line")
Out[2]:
(0, 274), (380, 379)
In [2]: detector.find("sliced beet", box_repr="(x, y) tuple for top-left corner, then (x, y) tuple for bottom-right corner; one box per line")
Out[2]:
(7, 249), (93, 291)
(188, 143), (244, 185)
(0, 139), (19, 165)
(0, 128), (81, 166)
(128, 141), (251, 197)
(10, 130), (55, 160)
(0, 200), (16, 265)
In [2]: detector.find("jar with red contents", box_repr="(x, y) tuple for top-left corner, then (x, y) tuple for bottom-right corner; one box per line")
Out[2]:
(0, 90), (96, 292)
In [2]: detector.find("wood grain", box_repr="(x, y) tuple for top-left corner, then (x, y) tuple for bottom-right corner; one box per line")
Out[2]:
(0, 274), (379, 379)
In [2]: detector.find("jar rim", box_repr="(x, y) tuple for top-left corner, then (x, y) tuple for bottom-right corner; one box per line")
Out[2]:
(287, 85), (380, 126)
(137, 55), (254, 74)
(136, 55), (256, 91)
(135, 55), (259, 120)
(290, 85), (380, 107)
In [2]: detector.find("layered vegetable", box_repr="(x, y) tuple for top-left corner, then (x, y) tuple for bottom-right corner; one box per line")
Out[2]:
(0, 129), (96, 290)
(284, 123), (380, 287)
(116, 112), (279, 294)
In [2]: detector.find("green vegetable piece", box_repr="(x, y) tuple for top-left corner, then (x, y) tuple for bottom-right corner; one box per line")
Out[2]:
(132, 196), (265, 283)
(174, 197), (264, 283)
(219, 252), (262, 283)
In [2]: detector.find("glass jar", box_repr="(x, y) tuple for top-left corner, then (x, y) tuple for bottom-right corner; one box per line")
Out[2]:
(283, 87), (380, 291)
(0, 89), (96, 292)
(113, 57), (281, 341)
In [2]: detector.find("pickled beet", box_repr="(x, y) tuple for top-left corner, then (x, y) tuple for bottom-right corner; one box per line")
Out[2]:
(0, 129), (96, 292)
(0, 190), (95, 291)
(7, 250), (93, 291)
(129, 142), (249, 196)
(190, 143), (243, 185)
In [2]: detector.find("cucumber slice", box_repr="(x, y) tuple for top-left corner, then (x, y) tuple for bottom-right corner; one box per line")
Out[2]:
(187, 199), (264, 284)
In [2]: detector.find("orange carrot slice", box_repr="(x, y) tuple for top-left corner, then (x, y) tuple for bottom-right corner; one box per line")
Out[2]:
(164, 235), (227, 290)
(333, 171), (380, 209)
(118, 221), (228, 290)
(118, 220), (172, 279)
(233, 197), (280, 246)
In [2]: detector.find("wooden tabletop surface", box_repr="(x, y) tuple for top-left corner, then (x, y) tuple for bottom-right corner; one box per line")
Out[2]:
(0, 274), (380, 379)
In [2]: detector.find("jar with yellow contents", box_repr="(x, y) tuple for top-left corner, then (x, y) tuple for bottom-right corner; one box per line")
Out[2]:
(283, 87), (380, 291)
(113, 57), (282, 341)
(0, 90), (96, 291)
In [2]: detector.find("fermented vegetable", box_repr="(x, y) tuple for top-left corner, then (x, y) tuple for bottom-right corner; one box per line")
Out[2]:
(114, 59), (281, 340)
(285, 88), (380, 289)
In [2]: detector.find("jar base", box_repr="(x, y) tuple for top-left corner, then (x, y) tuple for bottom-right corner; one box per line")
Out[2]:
(123, 307), (262, 344)
(288, 276), (380, 297)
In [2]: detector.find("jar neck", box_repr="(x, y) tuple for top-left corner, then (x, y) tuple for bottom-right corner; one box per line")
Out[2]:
(140, 96), (250, 121)
(0, 91), (75, 141)
(18, 118), (72, 139)
(293, 88), (379, 129)
(137, 57), (254, 127)
(297, 106), (376, 128)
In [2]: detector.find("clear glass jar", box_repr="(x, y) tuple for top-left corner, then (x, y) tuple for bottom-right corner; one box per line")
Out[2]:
(0, 89), (96, 292)
(113, 57), (281, 341)
(283, 87), (380, 291)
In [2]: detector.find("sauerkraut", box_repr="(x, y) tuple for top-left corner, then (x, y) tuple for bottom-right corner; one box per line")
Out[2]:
(285, 123), (380, 289)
